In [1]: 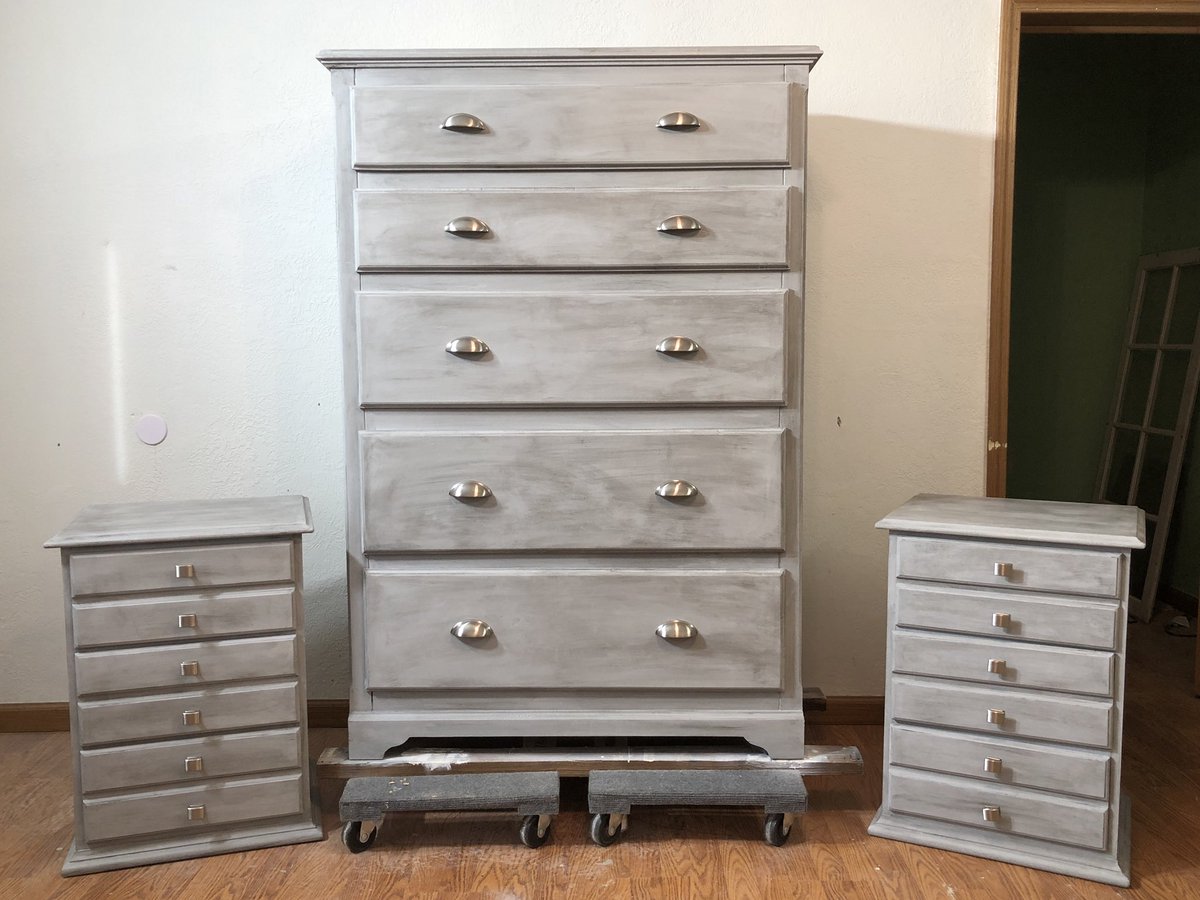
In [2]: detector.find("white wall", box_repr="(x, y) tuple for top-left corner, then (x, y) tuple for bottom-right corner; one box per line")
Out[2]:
(0, 0), (999, 701)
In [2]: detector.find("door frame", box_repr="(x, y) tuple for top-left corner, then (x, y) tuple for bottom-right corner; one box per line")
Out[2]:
(985, 0), (1200, 497)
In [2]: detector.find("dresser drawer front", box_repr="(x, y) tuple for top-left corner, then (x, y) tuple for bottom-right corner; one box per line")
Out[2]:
(77, 682), (300, 747)
(890, 724), (1110, 800)
(892, 631), (1114, 697)
(358, 291), (788, 408)
(81, 772), (304, 843)
(351, 82), (791, 169)
(888, 767), (1110, 851)
(891, 677), (1113, 748)
(361, 429), (783, 552)
(354, 188), (790, 271)
(72, 587), (296, 649)
(74, 635), (297, 696)
(69, 541), (293, 598)
(363, 570), (783, 691)
(895, 537), (1121, 598)
(80, 727), (302, 793)
(894, 583), (1118, 649)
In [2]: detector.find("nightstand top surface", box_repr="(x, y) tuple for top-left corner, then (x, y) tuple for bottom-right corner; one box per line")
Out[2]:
(876, 493), (1145, 549)
(45, 495), (313, 548)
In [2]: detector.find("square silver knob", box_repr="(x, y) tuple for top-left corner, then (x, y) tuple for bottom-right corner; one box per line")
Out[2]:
(987, 708), (1006, 725)
(181, 709), (202, 726)
(987, 658), (1007, 675)
(982, 806), (1002, 823)
(175, 564), (196, 578)
(180, 660), (201, 677)
(178, 613), (198, 628)
(992, 612), (1011, 628)
(186, 805), (206, 822)
(184, 756), (204, 773)
(983, 756), (1003, 774)
(993, 562), (1013, 577)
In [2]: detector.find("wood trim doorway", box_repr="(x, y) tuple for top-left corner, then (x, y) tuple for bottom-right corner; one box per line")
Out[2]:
(986, 0), (1200, 498)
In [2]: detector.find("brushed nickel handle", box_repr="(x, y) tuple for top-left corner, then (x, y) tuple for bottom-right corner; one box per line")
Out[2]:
(451, 619), (492, 640)
(656, 336), (700, 355)
(441, 113), (487, 133)
(445, 336), (490, 357)
(449, 480), (492, 500)
(184, 756), (204, 774)
(656, 619), (698, 640)
(445, 216), (491, 237)
(656, 111), (700, 131)
(657, 215), (703, 236)
(656, 480), (698, 499)
(186, 805), (207, 822)
(987, 658), (1007, 675)
(994, 562), (1013, 577)
(992, 612), (1011, 629)
(981, 806), (1002, 823)
(178, 613), (198, 629)
(987, 708), (1006, 725)
(180, 660), (200, 677)
(175, 564), (195, 578)
(181, 709), (202, 726)
(983, 756), (1003, 774)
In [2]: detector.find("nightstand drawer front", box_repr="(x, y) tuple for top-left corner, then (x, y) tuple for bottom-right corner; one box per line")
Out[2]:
(895, 537), (1121, 598)
(351, 82), (791, 169)
(895, 583), (1118, 649)
(890, 725), (1110, 800)
(363, 570), (783, 690)
(891, 677), (1113, 748)
(72, 588), (296, 649)
(81, 772), (304, 843)
(80, 728), (302, 793)
(74, 635), (297, 696)
(354, 188), (790, 271)
(889, 767), (1110, 851)
(357, 291), (788, 407)
(361, 429), (784, 552)
(893, 631), (1114, 697)
(69, 541), (293, 597)
(77, 682), (300, 746)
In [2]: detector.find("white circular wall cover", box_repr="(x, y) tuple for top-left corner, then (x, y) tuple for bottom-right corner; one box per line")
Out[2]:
(135, 413), (168, 446)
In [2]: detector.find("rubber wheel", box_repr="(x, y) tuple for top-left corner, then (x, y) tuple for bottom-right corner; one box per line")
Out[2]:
(590, 813), (621, 847)
(342, 820), (377, 853)
(764, 813), (791, 847)
(520, 814), (551, 848)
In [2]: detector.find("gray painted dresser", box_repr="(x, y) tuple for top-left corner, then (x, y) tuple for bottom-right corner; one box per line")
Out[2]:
(46, 496), (322, 875)
(869, 494), (1145, 886)
(318, 46), (820, 760)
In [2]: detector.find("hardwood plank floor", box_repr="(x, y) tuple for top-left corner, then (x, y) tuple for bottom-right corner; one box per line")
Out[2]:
(2, 615), (1197, 898)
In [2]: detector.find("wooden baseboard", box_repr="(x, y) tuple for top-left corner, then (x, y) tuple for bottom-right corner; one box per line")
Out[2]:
(0, 695), (885, 733)
(1160, 585), (1199, 618)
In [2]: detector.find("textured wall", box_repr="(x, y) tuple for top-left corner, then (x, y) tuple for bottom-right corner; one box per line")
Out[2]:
(0, 0), (1000, 700)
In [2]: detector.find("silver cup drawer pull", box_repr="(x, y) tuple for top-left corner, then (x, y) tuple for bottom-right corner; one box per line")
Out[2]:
(983, 756), (1003, 774)
(656, 480), (698, 499)
(991, 612), (1011, 629)
(981, 806), (1002, 823)
(178, 613), (199, 629)
(445, 336), (490, 357)
(186, 805), (207, 822)
(657, 215), (703, 236)
(449, 481), (492, 500)
(184, 755), (205, 774)
(180, 660), (201, 677)
(987, 658), (1007, 675)
(993, 562), (1013, 577)
(656, 111), (701, 131)
(175, 564), (195, 578)
(445, 216), (491, 237)
(451, 619), (492, 640)
(986, 708), (1006, 725)
(441, 113), (487, 133)
(656, 619), (698, 641)
(656, 336), (701, 355)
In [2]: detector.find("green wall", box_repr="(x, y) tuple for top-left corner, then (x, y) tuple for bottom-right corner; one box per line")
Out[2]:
(1008, 35), (1200, 596)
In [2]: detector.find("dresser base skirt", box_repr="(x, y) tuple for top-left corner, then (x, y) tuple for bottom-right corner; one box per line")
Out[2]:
(868, 797), (1131, 888)
(62, 817), (324, 876)
(347, 709), (806, 761)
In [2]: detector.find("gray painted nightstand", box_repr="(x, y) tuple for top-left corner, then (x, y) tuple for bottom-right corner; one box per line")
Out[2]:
(46, 496), (322, 875)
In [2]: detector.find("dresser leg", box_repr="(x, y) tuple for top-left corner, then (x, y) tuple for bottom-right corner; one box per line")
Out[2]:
(744, 724), (806, 761)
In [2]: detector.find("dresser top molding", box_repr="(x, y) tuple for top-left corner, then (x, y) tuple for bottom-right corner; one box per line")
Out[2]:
(318, 46), (822, 69)
(45, 496), (313, 548)
(876, 493), (1145, 549)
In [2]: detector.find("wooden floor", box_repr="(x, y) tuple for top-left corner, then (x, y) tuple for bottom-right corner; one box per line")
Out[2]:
(2, 616), (1198, 899)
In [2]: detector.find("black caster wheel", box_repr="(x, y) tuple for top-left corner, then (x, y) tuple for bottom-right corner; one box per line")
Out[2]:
(342, 819), (377, 853)
(520, 814), (551, 848)
(590, 813), (621, 847)
(764, 813), (791, 847)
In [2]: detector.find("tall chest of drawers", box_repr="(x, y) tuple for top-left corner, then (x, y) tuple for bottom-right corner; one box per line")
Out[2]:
(46, 497), (322, 875)
(869, 494), (1145, 886)
(318, 46), (820, 760)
